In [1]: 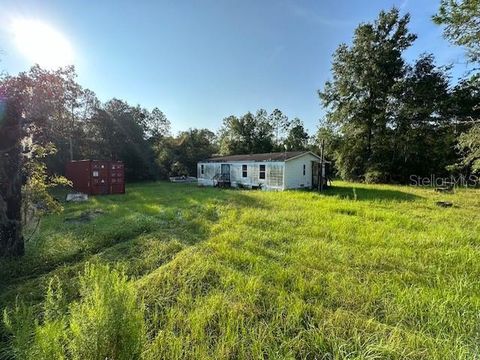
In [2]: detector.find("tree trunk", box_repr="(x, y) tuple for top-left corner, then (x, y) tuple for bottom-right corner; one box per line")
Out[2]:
(69, 136), (74, 161)
(0, 99), (24, 257)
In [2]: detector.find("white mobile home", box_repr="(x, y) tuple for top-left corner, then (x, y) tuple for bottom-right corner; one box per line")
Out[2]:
(197, 151), (327, 190)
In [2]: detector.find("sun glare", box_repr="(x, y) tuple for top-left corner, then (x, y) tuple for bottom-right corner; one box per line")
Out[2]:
(11, 18), (74, 69)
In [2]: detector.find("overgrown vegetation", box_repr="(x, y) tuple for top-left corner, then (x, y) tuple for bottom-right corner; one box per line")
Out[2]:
(3, 263), (144, 360)
(1, 182), (479, 359)
(0, 1), (479, 356)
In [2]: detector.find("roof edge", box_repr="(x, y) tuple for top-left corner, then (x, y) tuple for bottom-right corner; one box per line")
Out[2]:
(284, 151), (321, 162)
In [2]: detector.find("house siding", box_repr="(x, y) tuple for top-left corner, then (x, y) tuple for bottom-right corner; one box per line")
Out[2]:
(283, 153), (319, 189)
(197, 152), (321, 191)
(198, 161), (285, 190)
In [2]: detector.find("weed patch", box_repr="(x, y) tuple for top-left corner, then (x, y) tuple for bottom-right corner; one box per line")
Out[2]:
(1, 182), (479, 359)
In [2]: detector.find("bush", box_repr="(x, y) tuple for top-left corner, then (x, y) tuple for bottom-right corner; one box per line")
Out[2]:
(2, 299), (35, 360)
(364, 170), (387, 184)
(69, 263), (145, 360)
(2, 263), (145, 360)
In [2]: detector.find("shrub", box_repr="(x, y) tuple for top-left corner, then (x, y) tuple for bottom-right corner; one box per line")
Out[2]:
(2, 263), (146, 360)
(2, 299), (35, 359)
(68, 263), (146, 360)
(2, 277), (68, 360)
(364, 170), (387, 184)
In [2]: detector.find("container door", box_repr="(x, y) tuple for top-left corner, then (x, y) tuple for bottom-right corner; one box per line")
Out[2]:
(110, 162), (125, 194)
(91, 161), (110, 195)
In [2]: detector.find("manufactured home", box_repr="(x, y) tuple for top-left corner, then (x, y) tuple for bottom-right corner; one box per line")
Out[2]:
(197, 151), (328, 190)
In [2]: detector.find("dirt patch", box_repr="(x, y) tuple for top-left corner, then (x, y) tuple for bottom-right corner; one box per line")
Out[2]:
(65, 209), (105, 224)
(334, 208), (358, 216)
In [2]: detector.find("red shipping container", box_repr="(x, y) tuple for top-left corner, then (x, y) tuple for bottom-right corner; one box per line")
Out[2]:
(66, 160), (125, 195)
(109, 161), (125, 194)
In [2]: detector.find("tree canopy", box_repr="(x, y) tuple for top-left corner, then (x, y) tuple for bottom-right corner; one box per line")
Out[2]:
(433, 0), (480, 63)
(434, 0), (480, 175)
(319, 8), (420, 181)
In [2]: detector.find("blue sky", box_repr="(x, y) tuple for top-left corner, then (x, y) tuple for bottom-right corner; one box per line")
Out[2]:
(0, 0), (471, 134)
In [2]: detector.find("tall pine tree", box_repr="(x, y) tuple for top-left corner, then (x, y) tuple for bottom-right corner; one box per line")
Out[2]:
(319, 8), (416, 181)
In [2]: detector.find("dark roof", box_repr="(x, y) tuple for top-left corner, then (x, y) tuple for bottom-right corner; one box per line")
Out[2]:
(203, 151), (319, 163)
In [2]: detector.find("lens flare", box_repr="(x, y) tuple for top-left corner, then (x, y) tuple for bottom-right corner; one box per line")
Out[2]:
(11, 18), (74, 69)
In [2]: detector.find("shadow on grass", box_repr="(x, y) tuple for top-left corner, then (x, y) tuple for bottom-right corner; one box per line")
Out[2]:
(0, 183), (266, 294)
(323, 184), (421, 202)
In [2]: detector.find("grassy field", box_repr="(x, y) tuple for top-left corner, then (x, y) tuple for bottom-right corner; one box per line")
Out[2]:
(1, 181), (479, 359)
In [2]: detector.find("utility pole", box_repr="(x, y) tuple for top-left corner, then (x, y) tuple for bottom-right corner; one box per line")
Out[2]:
(320, 139), (325, 192)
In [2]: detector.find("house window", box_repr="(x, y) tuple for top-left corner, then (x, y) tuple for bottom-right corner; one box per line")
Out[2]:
(201, 164), (204, 175)
(242, 165), (247, 178)
(92, 171), (99, 177)
(303, 164), (306, 176)
(259, 164), (266, 179)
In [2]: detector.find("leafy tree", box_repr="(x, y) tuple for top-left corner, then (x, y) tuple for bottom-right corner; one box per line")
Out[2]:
(154, 129), (217, 177)
(253, 109), (276, 153)
(433, 0), (480, 63)
(319, 8), (417, 181)
(144, 107), (171, 140)
(447, 76), (480, 174)
(457, 124), (480, 173)
(391, 54), (452, 181)
(314, 123), (343, 176)
(1, 66), (97, 175)
(89, 99), (158, 181)
(153, 136), (177, 178)
(269, 109), (290, 150)
(434, 1), (480, 176)
(0, 71), (70, 257)
(218, 110), (274, 155)
(448, 75), (480, 127)
(284, 118), (309, 151)
(173, 129), (217, 176)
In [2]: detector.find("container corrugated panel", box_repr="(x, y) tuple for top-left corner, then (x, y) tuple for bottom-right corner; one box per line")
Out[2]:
(66, 160), (125, 195)
(66, 160), (92, 194)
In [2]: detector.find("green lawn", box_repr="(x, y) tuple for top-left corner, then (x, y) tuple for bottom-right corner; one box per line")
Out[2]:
(1, 182), (479, 359)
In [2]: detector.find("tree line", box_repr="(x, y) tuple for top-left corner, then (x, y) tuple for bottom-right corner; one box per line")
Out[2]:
(0, 0), (478, 257)
(0, 66), (315, 181)
(319, 5), (479, 183)
(2, 5), (476, 186)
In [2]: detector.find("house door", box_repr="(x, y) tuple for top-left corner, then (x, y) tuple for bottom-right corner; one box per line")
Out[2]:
(221, 164), (230, 181)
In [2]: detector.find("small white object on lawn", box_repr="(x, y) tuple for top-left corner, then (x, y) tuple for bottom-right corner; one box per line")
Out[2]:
(66, 193), (88, 202)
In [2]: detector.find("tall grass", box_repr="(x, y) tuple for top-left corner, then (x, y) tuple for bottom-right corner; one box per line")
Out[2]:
(2, 263), (145, 360)
(1, 182), (479, 359)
